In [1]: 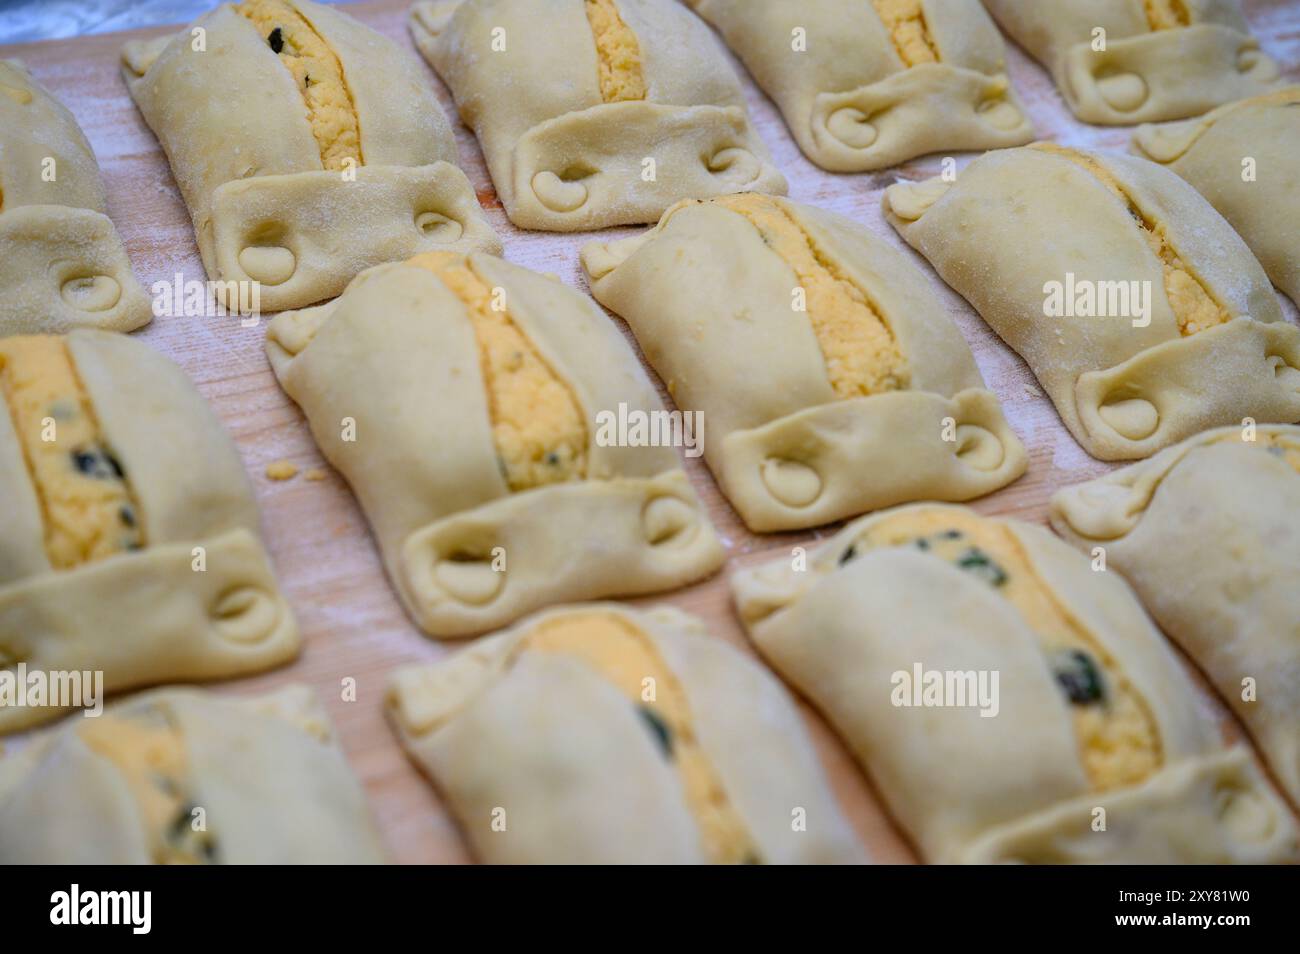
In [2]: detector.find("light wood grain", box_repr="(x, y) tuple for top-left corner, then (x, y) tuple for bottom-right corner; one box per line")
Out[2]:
(3, 0), (1298, 864)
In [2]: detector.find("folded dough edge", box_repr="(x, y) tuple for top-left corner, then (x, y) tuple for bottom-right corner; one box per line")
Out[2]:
(0, 528), (300, 734)
(718, 387), (1027, 532)
(0, 206), (152, 335)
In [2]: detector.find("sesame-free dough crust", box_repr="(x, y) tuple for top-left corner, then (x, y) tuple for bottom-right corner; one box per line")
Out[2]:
(0, 331), (299, 734)
(0, 60), (150, 336)
(884, 145), (1300, 461)
(1133, 87), (1300, 306)
(683, 0), (1034, 172)
(386, 603), (866, 864)
(1052, 424), (1300, 808)
(983, 0), (1279, 125)
(0, 685), (384, 863)
(731, 503), (1300, 863)
(409, 0), (787, 230)
(120, 1), (500, 313)
(582, 195), (1027, 532)
(266, 254), (725, 639)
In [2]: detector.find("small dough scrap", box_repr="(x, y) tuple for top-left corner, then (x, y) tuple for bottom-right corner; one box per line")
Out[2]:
(984, 0), (1280, 125)
(121, 0), (500, 313)
(266, 253), (725, 638)
(265, 459), (299, 481)
(0, 686), (385, 863)
(0, 331), (300, 734)
(385, 603), (866, 864)
(409, 0), (786, 230)
(884, 144), (1300, 461)
(0, 59), (150, 335)
(1051, 424), (1300, 807)
(1133, 86), (1300, 306)
(582, 194), (1027, 532)
(731, 503), (1300, 863)
(685, 0), (1034, 172)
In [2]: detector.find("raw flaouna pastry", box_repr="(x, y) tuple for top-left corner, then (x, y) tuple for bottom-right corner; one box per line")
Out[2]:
(0, 685), (385, 863)
(0, 331), (299, 733)
(408, 0), (787, 230)
(266, 252), (725, 639)
(120, 0), (500, 313)
(732, 503), (1300, 863)
(1052, 424), (1300, 808)
(0, 59), (151, 336)
(983, 0), (1280, 125)
(582, 194), (1028, 532)
(387, 603), (866, 864)
(1133, 86), (1300, 306)
(884, 144), (1300, 461)
(683, 0), (1035, 172)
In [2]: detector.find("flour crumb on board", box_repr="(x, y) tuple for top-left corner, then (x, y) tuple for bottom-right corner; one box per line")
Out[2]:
(304, 467), (328, 482)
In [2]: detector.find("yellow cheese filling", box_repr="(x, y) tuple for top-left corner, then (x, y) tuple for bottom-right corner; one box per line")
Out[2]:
(519, 612), (760, 864)
(1034, 144), (1231, 337)
(715, 194), (909, 399)
(238, 0), (362, 172)
(844, 509), (1162, 792)
(872, 0), (940, 66)
(407, 253), (588, 492)
(584, 0), (647, 103)
(1143, 0), (1191, 31)
(0, 336), (144, 569)
(79, 708), (216, 864)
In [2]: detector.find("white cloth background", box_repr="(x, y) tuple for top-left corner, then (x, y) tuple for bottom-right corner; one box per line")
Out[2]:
(0, 0), (352, 44)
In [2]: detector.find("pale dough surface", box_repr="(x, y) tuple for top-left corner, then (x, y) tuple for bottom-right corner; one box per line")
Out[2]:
(409, 0), (787, 230)
(120, 0), (500, 312)
(685, 0), (1035, 171)
(885, 144), (1300, 461)
(386, 602), (866, 864)
(1051, 424), (1300, 807)
(732, 503), (1300, 863)
(1133, 86), (1300, 306)
(0, 685), (385, 863)
(0, 59), (150, 335)
(0, 330), (299, 734)
(984, 0), (1281, 124)
(583, 195), (1028, 531)
(267, 254), (725, 639)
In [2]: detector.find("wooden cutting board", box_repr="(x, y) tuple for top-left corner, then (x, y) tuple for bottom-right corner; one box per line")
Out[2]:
(2, 0), (1298, 864)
